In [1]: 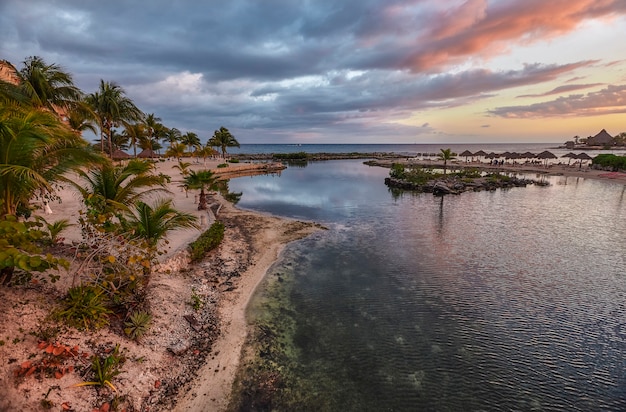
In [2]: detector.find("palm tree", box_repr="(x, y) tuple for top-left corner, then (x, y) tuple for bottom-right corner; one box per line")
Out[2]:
(123, 199), (198, 248)
(72, 159), (170, 215)
(66, 101), (98, 136)
(86, 80), (143, 158)
(0, 104), (103, 217)
(165, 142), (187, 160)
(209, 126), (240, 158)
(183, 170), (218, 210)
(437, 148), (455, 175)
(122, 121), (146, 158)
(196, 144), (218, 165)
(144, 113), (165, 154)
(163, 127), (182, 151)
(15, 56), (83, 114)
(181, 132), (201, 161)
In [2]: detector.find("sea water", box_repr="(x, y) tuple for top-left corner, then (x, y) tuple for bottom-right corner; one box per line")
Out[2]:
(226, 158), (626, 411)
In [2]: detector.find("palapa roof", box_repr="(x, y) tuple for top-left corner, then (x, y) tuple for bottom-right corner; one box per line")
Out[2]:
(137, 148), (159, 158)
(459, 150), (473, 157)
(536, 150), (557, 159)
(111, 149), (131, 160)
(587, 129), (613, 146)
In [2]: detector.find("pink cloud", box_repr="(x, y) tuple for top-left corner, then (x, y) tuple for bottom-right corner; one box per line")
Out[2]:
(517, 83), (604, 98)
(400, 0), (626, 71)
(489, 84), (626, 118)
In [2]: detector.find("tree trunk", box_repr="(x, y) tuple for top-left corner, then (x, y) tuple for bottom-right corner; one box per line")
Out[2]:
(198, 189), (208, 210)
(1, 266), (15, 286)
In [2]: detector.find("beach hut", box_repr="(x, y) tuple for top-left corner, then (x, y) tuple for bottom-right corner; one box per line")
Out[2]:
(111, 149), (131, 161)
(474, 150), (488, 157)
(137, 148), (159, 159)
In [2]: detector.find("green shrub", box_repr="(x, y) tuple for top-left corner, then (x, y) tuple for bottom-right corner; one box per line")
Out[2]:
(55, 285), (111, 330)
(592, 154), (626, 171)
(228, 158), (240, 163)
(75, 344), (125, 392)
(217, 163), (229, 168)
(189, 221), (225, 262)
(124, 310), (152, 341)
(273, 152), (307, 160)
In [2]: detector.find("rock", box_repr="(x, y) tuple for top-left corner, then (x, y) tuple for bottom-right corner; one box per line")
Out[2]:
(168, 339), (191, 355)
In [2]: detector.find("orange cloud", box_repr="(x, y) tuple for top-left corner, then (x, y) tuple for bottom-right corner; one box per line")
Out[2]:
(401, 0), (626, 71)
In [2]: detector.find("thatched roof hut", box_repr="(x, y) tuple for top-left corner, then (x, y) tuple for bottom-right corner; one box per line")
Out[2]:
(137, 148), (159, 159)
(586, 129), (613, 146)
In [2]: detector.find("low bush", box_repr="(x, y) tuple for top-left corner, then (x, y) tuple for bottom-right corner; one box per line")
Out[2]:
(592, 154), (626, 171)
(124, 310), (152, 341)
(189, 221), (225, 262)
(217, 163), (229, 168)
(228, 158), (240, 163)
(273, 152), (307, 160)
(55, 285), (111, 330)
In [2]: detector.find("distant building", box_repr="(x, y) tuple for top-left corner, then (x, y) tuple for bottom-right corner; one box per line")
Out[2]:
(586, 129), (613, 146)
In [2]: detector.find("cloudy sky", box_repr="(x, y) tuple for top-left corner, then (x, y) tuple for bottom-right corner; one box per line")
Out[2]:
(1, 0), (625, 144)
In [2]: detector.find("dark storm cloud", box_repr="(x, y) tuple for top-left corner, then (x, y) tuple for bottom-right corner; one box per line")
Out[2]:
(1, 0), (625, 142)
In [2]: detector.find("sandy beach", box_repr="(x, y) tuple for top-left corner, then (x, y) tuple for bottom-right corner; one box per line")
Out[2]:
(1, 155), (624, 411)
(0, 158), (320, 412)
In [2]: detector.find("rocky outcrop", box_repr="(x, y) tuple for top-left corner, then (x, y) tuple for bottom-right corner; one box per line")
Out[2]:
(385, 175), (547, 195)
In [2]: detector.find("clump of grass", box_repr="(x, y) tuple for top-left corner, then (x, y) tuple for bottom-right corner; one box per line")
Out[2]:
(124, 310), (152, 341)
(75, 344), (125, 392)
(55, 285), (111, 330)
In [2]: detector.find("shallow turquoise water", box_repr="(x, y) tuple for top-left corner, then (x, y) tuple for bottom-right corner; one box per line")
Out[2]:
(229, 160), (626, 411)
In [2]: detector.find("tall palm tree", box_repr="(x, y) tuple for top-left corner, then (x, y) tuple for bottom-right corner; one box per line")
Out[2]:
(183, 170), (218, 210)
(65, 101), (98, 136)
(209, 126), (240, 158)
(86, 80), (143, 158)
(0, 103), (103, 217)
(165, 142), (187, 160)
(123, 121), (146, 158)
(163, 127), (182, 151)
(181, 132), (201, 161)
(123, 199), (198, 248)
(437, 148), (455, 175)
(144, 113), (165, 154)
(72, 159), (169, 215)
(15, 56), (83, 114)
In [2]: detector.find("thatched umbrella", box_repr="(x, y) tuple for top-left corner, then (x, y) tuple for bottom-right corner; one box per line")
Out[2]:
(576, 152), (593, 169)
(560, 152), (577, 165)
(459, 150), (473, 162)
(474, 150), (488, 157)
(536, 150), (557, 167)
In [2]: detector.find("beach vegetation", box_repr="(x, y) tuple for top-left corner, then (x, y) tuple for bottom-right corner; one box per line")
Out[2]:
(195, 144), (218, 165)
(0, 215), (68, 285)
(183, 169), (219, 210)
(181, 131), (201, 161)
(209, 126), (240, 158)
(273, 151), (307, 160)
(122, 198), (198, 248)
(592, 154), (626, 171)
(75, 344), (125, 392)
(190, 288), (203, 311)
(12, 56), (83, 113)
(55, 284), (111, 330)
(437, 148), (456, 175)
(217, 163), (229, 168)
(188, 221), (225, 262)
(86, 80), (143, 158)
(124, 310), (152, 341)
(72, 159), (170, 216)
(38, 217), (73, 244)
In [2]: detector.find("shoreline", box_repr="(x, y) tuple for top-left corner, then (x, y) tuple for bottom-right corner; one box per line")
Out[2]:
(1, 154), (624, 411)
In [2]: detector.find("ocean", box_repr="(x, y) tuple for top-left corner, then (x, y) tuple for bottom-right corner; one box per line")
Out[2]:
(224, 151), (626, 411)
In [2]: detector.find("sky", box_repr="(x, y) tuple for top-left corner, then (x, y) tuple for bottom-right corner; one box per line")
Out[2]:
(1, 0), (625, 144)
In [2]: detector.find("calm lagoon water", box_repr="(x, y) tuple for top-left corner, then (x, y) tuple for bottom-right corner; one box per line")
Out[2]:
(228, 159), (626, 411)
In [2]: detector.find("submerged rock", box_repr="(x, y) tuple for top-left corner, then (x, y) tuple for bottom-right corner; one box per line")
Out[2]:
(385, 175), (546, 195)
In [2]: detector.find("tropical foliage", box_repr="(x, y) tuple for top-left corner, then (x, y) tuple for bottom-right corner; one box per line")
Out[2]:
(183, 169), (219, 210)
(437, 148), (455, 175)
(209, 126), (240, 158)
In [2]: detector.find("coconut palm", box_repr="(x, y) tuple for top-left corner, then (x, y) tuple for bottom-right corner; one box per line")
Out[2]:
(123, 198), (198, 248)
(165, 142), (187, 160)
(181, 132), (201, 161)
(122, 121), (146, 158)
(209, 126), (240, 158)
(72, 159), (170, 215)
(437, 148), (455, 175)
(144, 113), (166, 154)
(163, 127), (182, 151)
(183, 170), (218, 210)
(196, 144), (218, 165)
(0, 104), (103, 217)
(86, 80), (143, 158)
(15, 56), (83, 114)
(66, 101), (98, 136)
